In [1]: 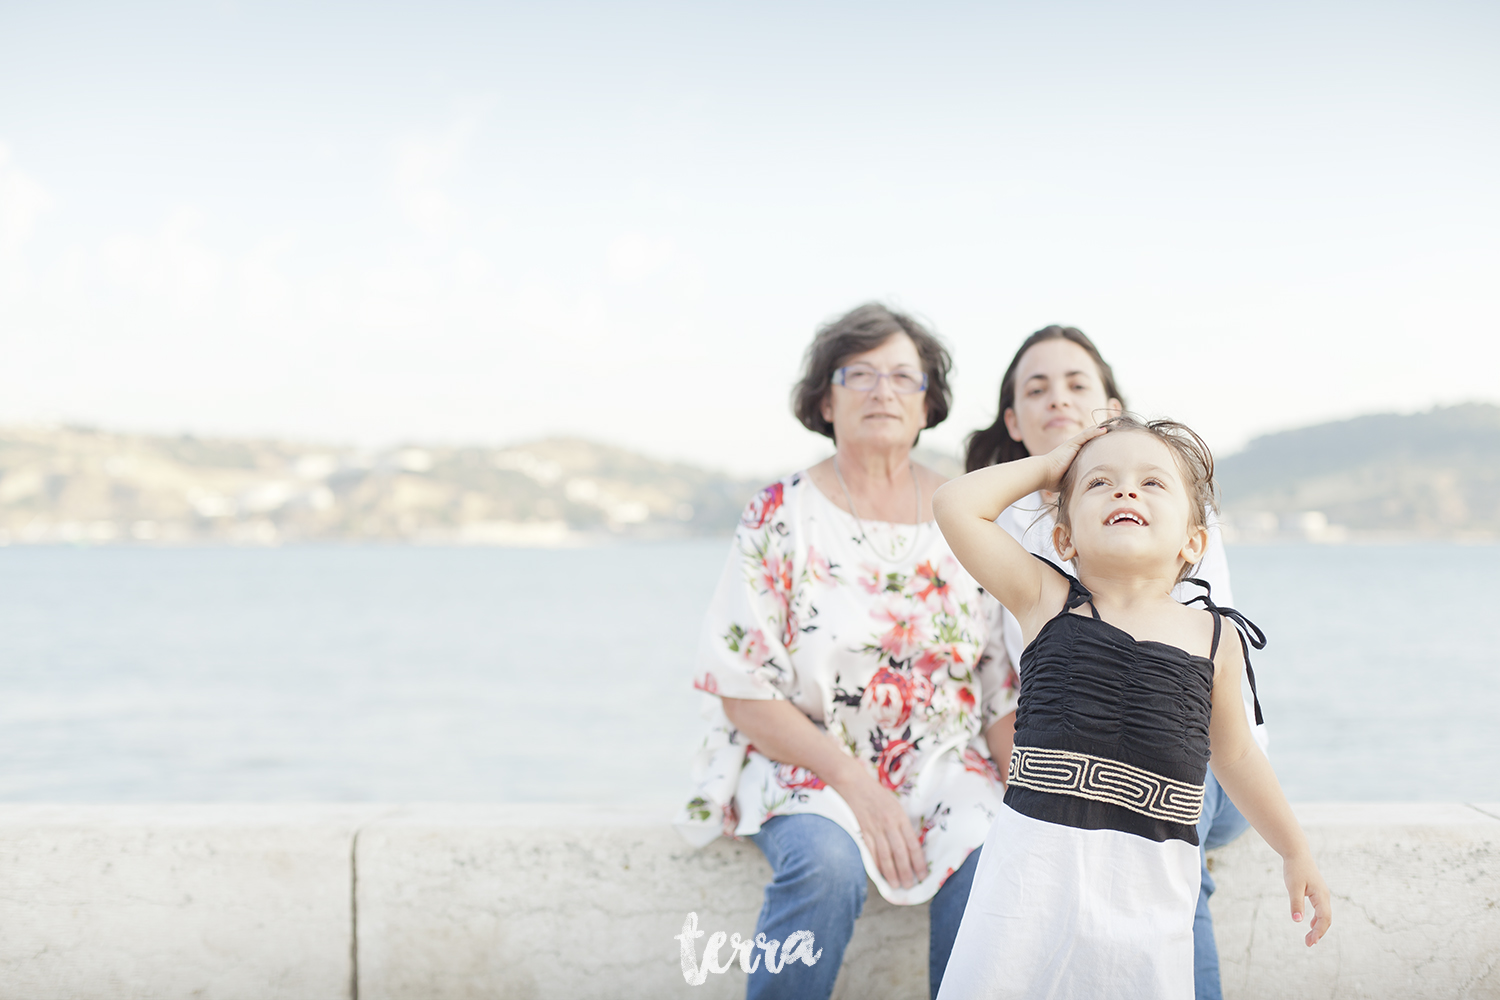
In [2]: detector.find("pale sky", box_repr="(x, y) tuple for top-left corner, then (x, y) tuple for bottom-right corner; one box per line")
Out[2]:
(1, 1), (1496, 476)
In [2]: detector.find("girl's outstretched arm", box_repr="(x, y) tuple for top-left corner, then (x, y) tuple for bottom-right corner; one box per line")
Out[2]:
(1208, 638), (1333, 947)
(933, 426), (1106, 639)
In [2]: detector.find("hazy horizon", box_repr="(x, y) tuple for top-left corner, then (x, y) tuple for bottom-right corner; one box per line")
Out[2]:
(2, 1), (1497, 476)
(6, 397), (1500, 484)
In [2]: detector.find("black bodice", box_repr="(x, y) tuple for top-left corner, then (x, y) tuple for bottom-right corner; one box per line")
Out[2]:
(1003, 557), (1265, 845)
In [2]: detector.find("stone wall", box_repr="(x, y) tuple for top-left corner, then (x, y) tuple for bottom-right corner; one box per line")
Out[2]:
(0, 803), (1495, 999)
(1208, 803), (1500, 999)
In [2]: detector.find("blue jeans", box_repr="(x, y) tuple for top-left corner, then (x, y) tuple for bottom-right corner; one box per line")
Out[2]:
(1194, 772), (1250, 1000)
(746, 813), (982, 1000)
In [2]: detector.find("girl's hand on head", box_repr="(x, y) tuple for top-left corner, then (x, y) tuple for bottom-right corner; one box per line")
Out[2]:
(1039, 424), (1109, 493)
(1283, 854), (1333, 947)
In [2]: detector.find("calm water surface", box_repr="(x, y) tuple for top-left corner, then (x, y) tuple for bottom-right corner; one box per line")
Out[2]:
(0, 543), (1494, 806)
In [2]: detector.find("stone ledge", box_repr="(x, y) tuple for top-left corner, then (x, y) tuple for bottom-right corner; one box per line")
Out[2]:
(0, 803), (1494, 999)
(352, 805), (921, 1000)
(1208, 802), (1500, 1000)
(0, 804), (380, 1000)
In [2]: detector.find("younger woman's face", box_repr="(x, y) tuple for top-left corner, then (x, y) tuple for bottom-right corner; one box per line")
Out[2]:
(1003, 339), (1122, 457)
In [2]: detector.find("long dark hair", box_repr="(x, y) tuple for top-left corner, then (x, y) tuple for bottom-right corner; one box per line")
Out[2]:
(963, 325), (1126, 472)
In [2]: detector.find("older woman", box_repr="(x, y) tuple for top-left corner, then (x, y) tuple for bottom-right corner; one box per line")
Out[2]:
(677, 303), (1017, 1000)
(964, 325), (1259, 1000)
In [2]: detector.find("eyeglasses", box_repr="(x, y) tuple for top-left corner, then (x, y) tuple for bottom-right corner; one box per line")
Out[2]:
(831, 365), (928, 394)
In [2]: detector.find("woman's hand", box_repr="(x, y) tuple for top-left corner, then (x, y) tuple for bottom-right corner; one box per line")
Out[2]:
(829, 764), (928, 889)
(1283, 853), (1333, 947)
(1038, 423), (1109, 493)
(720, 697), (928, 888)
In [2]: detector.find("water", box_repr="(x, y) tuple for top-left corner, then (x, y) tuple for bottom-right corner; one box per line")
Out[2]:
(0, 543), (1495, 806)
(1227, 545), (1500, 802)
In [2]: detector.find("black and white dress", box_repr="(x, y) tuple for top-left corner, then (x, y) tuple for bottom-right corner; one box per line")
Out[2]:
(937, 557), (1264, 999)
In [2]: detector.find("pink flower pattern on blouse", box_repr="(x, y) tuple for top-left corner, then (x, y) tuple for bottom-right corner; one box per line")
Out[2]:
(675, 472), (1021, 905)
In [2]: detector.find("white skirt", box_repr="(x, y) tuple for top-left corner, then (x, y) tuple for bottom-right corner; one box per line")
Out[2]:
(937, 802), (1201, 1000)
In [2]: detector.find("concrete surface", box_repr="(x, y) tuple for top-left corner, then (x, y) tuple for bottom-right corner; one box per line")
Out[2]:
(0, 804), (379, 1000)
(1208, 802), (1500, 1000)
(0, 803), (1495, 999)
(353, 804), (924, 1000)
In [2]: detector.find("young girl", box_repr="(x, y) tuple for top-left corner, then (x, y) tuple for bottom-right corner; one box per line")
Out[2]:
(931, 415), (1331, 999)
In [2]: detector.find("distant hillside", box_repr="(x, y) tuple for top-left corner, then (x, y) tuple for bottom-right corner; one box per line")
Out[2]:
(8, 406), (1492, 546)
(0, 427), (765, 546)
(1217, 403), (1500, 541)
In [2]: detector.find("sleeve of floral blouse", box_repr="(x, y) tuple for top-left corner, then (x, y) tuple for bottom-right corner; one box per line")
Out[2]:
(691, 481), (800, 702)
(975, 592), (1020, 728)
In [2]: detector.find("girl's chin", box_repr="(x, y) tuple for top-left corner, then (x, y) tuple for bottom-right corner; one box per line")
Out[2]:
(1082, 532), (1158, 546)
(1076, 537), (1175, 561)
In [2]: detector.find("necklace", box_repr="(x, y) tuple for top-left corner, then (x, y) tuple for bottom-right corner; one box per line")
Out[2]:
(832, 456), (922, 564)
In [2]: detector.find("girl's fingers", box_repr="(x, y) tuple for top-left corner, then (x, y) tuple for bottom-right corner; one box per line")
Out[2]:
(1306, 884), (1333, 947)
(1057, 426), (1105, 460)
(1066, 424), (1109, 451)
(1045, 424), (1111, 488)
(1287, 879), (1333, 947)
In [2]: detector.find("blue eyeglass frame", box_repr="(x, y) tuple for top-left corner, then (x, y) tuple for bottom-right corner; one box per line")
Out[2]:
(830, 366), (929, 393)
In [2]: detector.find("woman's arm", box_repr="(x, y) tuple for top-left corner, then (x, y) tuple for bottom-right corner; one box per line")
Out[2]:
(933, 426), (1104, 634)
(984, 712), (1016, 784)
(721, 697), (928, 889)
(1208, 638), (1332, 947)
(974, 595), (1018, 785)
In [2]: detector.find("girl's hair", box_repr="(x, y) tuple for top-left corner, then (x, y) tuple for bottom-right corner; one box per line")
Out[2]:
(963, 325), (1126, 472)
(1054, 415), (1218, 583)
(792, 302), (953, 442)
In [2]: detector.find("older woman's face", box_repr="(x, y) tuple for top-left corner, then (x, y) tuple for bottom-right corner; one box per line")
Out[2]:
(1003, 339), (1121, 457)
(820, 333), (928, 451)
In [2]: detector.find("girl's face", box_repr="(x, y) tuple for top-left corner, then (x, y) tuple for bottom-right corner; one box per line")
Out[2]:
(820, 333), (928, 452)
(1053, 430), (1207, 579)
(1003, 339), (1122, 457)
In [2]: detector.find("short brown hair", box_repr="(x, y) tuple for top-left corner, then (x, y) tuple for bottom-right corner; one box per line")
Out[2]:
(791, 303), (953, 441)
(1054, 415), (1217, 582)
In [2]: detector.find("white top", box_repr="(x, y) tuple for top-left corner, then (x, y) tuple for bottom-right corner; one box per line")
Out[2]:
(994, 490), (1267, 748)
(675, 472), (1019, 904)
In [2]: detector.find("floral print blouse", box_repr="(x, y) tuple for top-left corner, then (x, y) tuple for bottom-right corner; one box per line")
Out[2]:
(675, 472), (1019, 905)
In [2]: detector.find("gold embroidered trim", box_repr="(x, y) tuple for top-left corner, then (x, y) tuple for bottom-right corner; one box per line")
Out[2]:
(1008, 745), (1205, 825)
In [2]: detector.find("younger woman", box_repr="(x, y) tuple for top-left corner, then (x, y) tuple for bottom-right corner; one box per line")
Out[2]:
(932, 416), (1330, 999)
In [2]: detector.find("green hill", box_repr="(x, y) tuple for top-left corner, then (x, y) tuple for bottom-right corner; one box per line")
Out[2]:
(1216, 403), (1500, 540)
(7, 405), (1496, 545)
(0, 426), (764, 546)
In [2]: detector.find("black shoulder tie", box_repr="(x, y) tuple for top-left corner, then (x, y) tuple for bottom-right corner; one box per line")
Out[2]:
(1181, 577), (1268, 726)
(1029, 553), (1099, 620)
